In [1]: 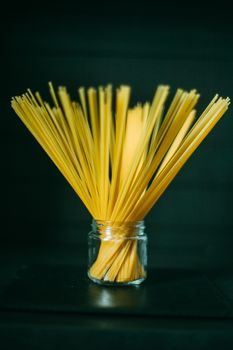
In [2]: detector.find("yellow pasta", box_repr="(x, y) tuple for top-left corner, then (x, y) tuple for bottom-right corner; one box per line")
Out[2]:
(11, 83), (230, 283)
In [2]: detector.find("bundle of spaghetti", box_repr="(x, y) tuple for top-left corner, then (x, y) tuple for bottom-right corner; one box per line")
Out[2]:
(11, 83), (230, 283)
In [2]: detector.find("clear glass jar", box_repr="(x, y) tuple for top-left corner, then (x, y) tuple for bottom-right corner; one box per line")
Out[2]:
(88, 220), (147, 286)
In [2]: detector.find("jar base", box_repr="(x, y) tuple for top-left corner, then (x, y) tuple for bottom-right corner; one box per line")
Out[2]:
(87, 271), (146, 286)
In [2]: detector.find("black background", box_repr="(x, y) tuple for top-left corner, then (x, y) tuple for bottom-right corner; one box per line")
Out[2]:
(2, 0), (233, 269)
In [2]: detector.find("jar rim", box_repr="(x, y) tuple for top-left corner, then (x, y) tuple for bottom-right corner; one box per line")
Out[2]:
(93, 219), (144, 224)
(91, 219), (146, 238)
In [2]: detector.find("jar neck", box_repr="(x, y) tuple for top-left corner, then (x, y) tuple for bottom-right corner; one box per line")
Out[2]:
(91, 219), (145, 238)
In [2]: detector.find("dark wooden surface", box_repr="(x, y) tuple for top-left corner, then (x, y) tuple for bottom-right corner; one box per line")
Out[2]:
(0, 239), (233, 349)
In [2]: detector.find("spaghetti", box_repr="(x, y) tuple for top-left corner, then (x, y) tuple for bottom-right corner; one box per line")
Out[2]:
(12, 84), (230, 283)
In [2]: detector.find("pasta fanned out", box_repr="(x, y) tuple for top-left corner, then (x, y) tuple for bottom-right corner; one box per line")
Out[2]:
(12, 83), (230, 283)
(12, 83), (230, 222)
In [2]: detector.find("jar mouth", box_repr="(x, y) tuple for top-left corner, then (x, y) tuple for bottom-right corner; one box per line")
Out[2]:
(93, 218), (144, 224)
(91, 219), (145, 238)
(93, 218), (145, 227)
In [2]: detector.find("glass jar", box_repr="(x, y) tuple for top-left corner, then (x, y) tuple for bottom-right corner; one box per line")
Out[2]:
(88, 220), (147, 286)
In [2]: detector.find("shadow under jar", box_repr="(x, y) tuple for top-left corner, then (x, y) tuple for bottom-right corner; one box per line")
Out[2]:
(88, 220), (147, 286)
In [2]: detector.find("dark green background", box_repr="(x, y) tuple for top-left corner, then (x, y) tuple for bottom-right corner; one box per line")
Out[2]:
(1, 1), (233, 349)
(2, 2), (233, 270)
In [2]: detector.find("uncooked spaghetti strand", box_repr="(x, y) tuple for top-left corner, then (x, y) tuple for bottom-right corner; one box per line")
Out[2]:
(116, 241), (143, 282)
(147, 90), (199, 168)
(72, 95), (100, 212)
(87, 88), (101, 212)
(13, 100), (92, 211)
(120, 106), (144, 185)
(29, 95), (95, 203)
(109, 107), (115, 169)
(78, 87), (89, 125)
(107, 86), (131, 216)
(90, 240), (124, 278)
(41, 101), (90, 181)
(99, 86), (107, 217)
(60, 97), (99, 212)
(132, 98), (230, 220)
(146, 89), (185, 163)
(55, 89), (97, 206)
(12, 98), (93, 213)
(104, 240), (132, 281)
(14, 95), (94, 209)
(128, 99), (226, 220)
(71, 102), (100, 216)
(157, 109), (196, 175)
(102, 85), (112, 217)
(113, 90), (199, 222)
(55, 87), (82, 153)
(157, 88), (184, 139)
(40, 98), (87, 182)
(110, 86), (169, 221)
(149, 104), (164, 152)
(142, 102), (150, 126)
(15, 96), (75, 167)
